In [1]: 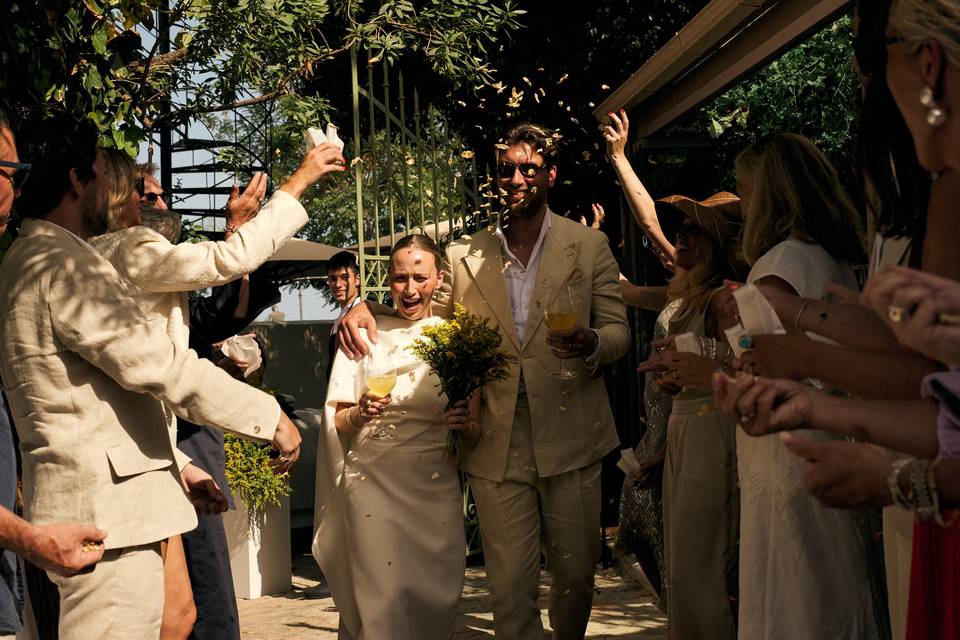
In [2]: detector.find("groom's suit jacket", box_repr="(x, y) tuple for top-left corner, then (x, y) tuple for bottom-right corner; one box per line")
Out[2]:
(0, 219), (281, 550)
(440, 213), (629, 482)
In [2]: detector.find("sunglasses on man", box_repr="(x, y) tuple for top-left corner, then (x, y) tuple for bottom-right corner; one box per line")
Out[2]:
(0, 160), (31, 191)
(136, 175), (169, 206)
(496, 162), (548, 180)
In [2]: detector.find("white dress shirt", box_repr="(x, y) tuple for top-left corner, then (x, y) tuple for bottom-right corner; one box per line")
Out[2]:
(495, 210), (601, 365)
(495, 212), (552, 344)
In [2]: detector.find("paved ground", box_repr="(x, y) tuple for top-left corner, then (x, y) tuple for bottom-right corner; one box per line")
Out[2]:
(238, 553), (667, 639)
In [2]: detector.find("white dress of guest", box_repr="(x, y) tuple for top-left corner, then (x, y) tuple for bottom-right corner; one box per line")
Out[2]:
(313, 315), (465, 640)
(738, 238), (882, 639)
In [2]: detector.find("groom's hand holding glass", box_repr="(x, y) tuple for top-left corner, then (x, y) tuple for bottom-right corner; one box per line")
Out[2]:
(546, 325), (598, 359)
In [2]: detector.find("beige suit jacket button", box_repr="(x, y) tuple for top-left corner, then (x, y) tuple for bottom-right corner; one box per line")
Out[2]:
(254, 425), (261, 434)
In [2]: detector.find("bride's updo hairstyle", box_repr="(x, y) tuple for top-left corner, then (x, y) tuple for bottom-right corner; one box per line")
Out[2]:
(388, 234), (443, 271)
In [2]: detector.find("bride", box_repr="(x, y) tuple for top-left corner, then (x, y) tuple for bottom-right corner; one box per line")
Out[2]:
(313, 234), (480, 639)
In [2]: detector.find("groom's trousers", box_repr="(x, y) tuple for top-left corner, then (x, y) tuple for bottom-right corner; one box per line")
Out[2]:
(469, 393), (602, 640)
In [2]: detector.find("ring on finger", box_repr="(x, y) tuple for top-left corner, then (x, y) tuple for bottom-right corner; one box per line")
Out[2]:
(739, 413), (755, 425)
(888, 305), (908, 324)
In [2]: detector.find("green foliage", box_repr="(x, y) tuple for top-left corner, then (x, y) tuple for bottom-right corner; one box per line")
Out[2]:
(407, 303), (515, 458)
(0, 0), (525, 153)
(223, 433), (291, 515)
(697, 15), (859, 190)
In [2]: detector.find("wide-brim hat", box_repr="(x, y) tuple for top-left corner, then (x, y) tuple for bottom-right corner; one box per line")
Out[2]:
(655, 192), (741, 244)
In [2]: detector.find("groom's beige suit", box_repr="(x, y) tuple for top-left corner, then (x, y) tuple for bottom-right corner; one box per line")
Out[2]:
(438, 212), (629, 639)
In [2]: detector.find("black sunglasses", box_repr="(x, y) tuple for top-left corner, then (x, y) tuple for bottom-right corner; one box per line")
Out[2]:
(496, 162), (547, 180)
(136, 175), (168, 205)
(0, 160), (31, 191)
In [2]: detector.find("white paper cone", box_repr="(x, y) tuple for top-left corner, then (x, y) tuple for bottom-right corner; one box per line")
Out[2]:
(305, 127), (327, 152)
(220, 335), (263, 379)
(325, 123), (345, 152)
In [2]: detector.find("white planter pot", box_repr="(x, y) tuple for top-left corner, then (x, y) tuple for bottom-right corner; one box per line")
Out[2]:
(223, 494), (292, 599)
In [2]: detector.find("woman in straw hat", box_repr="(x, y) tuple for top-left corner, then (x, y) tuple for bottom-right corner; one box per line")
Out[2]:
(606, 109), (746, 637)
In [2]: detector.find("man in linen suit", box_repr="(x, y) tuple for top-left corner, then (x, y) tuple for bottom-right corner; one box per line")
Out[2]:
(0, 106), (108, 640)
(340, 123), (629, 639)
(0, 119), (304, 639)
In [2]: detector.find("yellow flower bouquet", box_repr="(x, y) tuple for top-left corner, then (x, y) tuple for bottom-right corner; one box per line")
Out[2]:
(408, 304), (515, 459)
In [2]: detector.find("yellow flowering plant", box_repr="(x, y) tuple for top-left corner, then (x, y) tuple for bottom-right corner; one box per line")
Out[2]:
(408, 304), (515, 459)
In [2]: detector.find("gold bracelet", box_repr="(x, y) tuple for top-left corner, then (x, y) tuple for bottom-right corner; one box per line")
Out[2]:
(347, 406), (363, 430)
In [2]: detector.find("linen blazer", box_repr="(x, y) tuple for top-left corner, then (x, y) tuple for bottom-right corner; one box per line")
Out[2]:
(440, 213), (629, 481)
(89, 189), (306, 469)
(0, 220), (281, 550)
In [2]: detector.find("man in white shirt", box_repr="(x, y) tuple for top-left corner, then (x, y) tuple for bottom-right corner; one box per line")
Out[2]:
(339, 123), (629, 639)
(326, 251), (362, 381)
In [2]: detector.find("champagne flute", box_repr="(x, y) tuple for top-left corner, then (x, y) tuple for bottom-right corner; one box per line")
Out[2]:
(363, 351), (398, 440)
(545, 285), (579, 380)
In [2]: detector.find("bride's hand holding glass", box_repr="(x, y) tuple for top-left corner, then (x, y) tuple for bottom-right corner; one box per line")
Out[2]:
(357, 390), (392, 422)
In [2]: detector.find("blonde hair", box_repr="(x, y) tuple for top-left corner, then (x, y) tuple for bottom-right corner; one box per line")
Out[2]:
(673, 221), (744, 320)
(103, 149), (138, 232)
(736, 133), (865, 266)
(889, 0), (960, 69)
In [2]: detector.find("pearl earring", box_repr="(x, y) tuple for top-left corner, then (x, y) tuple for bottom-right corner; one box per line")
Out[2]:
(920, 86), (948, 127)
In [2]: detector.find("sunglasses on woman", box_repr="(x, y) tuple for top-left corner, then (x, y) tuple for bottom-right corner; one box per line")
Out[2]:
(0, 160), (31, 191)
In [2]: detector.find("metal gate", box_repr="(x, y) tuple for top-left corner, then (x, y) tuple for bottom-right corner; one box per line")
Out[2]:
(349, 48), (490, 300)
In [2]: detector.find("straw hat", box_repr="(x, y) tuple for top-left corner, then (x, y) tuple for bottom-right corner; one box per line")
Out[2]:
(655, 192), (741, 244)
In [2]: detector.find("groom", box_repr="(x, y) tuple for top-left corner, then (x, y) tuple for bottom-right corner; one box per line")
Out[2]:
(339, 123), (629, 638)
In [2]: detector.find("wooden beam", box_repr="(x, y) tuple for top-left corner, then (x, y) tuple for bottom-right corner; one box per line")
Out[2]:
(593, 0), (851, 137)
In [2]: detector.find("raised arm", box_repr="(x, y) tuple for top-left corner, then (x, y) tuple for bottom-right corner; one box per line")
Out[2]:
(115, 143), (345, 293)
(603, 109), (675, 269)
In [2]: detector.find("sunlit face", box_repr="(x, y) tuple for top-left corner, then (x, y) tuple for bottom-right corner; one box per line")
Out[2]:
(140, 173), (168, 210)
(327, 267), (359, 306)
(674, 216), (703, 271)
(0, 125), (18, 234)
(389, 247), (442, 320)
(497, 142), (556, 221)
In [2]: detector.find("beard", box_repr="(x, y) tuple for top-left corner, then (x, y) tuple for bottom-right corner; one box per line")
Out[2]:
(501, 183), (548, 223)
(79, 186), (110, 238)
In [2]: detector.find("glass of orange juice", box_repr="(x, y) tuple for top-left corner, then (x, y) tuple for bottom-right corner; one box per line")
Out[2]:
(545, 285), (578, 380)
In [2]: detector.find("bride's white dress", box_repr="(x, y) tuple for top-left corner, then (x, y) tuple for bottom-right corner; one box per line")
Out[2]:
(313, 315), (465, 640)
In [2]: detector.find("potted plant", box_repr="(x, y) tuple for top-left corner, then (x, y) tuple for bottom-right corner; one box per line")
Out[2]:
(222, 433), (293, 599)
